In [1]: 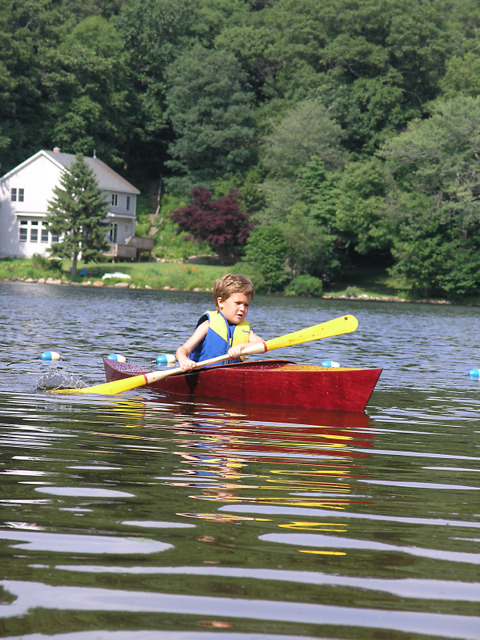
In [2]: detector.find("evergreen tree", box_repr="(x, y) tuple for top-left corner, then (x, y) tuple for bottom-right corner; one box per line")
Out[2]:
(45, 155), (110, 275)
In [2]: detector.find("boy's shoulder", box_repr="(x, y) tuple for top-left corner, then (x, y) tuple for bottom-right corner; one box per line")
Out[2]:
(196, 310), (215, 328)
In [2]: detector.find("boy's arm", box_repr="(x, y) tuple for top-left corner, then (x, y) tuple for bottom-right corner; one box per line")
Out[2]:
(176, 321), (209, 371)
(228, 330), (264, 359)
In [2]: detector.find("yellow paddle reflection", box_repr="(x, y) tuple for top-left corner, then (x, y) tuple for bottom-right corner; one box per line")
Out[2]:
(299, 550), (347, 556)
(92, 397), (375, 562)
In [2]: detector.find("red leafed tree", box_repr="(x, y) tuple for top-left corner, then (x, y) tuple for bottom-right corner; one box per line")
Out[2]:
(172, 187), (253, 260)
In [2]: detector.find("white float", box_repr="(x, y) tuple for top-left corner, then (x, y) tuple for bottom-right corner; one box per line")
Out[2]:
(156, 354), (176, 365)
(106, 354), (127, 363)
(41, 351), (61, 361)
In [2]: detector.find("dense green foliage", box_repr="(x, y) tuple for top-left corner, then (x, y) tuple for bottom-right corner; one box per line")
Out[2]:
(285, 275), (323, 298)
(380, 96), (480, 298)
(45, 155), (110, 274)
(165, 44), (255, 190)
(243, 225), (290, 292)
(2, 0), (480, 298)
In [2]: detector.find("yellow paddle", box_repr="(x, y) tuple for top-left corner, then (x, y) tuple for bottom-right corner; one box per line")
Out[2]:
(53, 314), (358, 395)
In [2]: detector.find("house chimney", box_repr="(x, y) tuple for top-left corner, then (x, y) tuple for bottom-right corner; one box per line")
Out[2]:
(53, 147), (61, 153)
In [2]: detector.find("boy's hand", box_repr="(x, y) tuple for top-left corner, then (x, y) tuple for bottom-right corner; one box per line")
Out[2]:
(178, 357), (197, 372)
(228, 345), (244, 360)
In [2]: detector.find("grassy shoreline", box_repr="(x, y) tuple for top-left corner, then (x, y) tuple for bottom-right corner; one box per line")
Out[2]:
(1, 258), (479, 306)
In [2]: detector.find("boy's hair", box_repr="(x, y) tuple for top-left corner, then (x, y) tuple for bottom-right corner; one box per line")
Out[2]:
(213, 273), (254, 310)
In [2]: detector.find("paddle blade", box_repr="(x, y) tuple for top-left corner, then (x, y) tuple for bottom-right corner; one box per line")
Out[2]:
(51, 355), (230, 396)
(264, 314), (358, 351)
(54, 373), (149, 395)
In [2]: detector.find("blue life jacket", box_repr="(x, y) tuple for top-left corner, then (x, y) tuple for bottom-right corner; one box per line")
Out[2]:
(190, 310), (251, 363)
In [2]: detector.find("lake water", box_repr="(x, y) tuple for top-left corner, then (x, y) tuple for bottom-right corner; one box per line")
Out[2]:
(0, 281), (479, 640)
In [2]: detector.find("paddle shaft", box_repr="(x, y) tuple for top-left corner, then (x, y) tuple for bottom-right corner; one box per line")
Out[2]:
(55, 314), (357, 395)
(55, 342), (267, 396)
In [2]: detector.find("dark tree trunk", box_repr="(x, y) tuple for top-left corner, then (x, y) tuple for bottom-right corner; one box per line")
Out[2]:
(71, 252), (78, 276)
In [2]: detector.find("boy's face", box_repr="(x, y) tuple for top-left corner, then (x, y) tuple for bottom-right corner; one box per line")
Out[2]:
(217, 292), (252, 324)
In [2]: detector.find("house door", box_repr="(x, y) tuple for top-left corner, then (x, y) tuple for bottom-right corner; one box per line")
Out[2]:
(110, 224), (118, 243)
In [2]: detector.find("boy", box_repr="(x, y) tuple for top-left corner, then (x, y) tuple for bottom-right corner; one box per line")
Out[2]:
(176, 273), (264, 371)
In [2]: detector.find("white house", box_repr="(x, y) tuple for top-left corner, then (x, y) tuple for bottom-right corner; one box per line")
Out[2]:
(0, 148), (141, 259)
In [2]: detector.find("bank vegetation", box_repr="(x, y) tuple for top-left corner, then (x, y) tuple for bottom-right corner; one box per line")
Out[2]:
(1, 0), (480, 301)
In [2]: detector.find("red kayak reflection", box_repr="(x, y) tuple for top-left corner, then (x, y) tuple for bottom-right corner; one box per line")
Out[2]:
(150, 397), (377, 516)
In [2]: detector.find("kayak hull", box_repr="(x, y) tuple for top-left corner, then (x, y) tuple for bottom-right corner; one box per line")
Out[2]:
(103, 358), (382, 413)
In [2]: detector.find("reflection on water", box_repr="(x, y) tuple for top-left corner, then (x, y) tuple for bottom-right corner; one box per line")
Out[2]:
(2, 579), (480, 639)
(0, 530), (171, 554)
(0, 282), (479, 639)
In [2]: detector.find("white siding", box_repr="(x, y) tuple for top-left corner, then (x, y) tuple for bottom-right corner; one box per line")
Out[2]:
(0, 152), (138, 259)
(105, 193), (136, 246)
(105, 214), (135, 245)
(0, 155), (62, 258)
(106, 192), (137, 221)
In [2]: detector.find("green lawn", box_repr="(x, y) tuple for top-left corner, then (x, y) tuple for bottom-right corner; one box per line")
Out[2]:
(75, 260), (231, 291)
(2, 258), (479, 304)
(0, 258), (232, 291)
(75, 262), (412, 298)
(2, 258), (405, 296)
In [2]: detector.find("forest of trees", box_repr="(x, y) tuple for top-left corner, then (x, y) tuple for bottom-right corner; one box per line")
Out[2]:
(1, 0), (480, 298)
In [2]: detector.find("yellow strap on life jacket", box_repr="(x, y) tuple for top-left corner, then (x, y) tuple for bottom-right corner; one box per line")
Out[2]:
(206, 310), (250, 358)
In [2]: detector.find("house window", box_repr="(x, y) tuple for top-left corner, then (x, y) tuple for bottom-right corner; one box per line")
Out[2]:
(19, 219), (48, 242)
(30, 221), (39, 242)
(125, 224), (130, 234)
(19, 220), (28, 242)
(111, 194), (118, 207)
(11, 188), (24, 202)
(126, 196), (130, 211)
(109, 223), (118, 243)
(51, 232), (59, 243)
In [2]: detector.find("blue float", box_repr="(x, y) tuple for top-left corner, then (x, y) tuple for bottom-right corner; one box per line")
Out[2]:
(106, 354), (127, 363)
(41, 351), (61, 361)
(468, 369), (479, 378)
(320, 360), (340, 368)
(156, 354), (176, 365)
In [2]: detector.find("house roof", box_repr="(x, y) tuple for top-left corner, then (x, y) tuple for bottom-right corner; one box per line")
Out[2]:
(1, 150), (140, 195)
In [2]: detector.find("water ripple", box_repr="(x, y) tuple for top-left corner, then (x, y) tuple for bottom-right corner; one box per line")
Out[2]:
(0, 530), (171, 554)
(54, 564), (480, 602)
(1, 580), (479, 639)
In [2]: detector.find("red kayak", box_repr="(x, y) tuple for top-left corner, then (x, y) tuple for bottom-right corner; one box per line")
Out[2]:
(103, 358), (382, 413)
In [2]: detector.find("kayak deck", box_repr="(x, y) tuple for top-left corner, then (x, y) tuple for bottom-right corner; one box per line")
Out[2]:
(103, 358), (382, 413)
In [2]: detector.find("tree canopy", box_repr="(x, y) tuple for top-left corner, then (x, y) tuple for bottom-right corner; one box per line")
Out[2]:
(165, 44), (255, 190)
(379, 95), (480, 298)
(2, 0), (480, 297)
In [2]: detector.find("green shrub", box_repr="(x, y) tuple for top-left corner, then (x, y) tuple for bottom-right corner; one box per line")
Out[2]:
(135, 221), (151, 238)
(243, 225), (290, 292)
(153, 217), (212, 261)
(284, 275), (323, 297)
(232, 262), (267, 294)
(31, 253), (63, 273)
